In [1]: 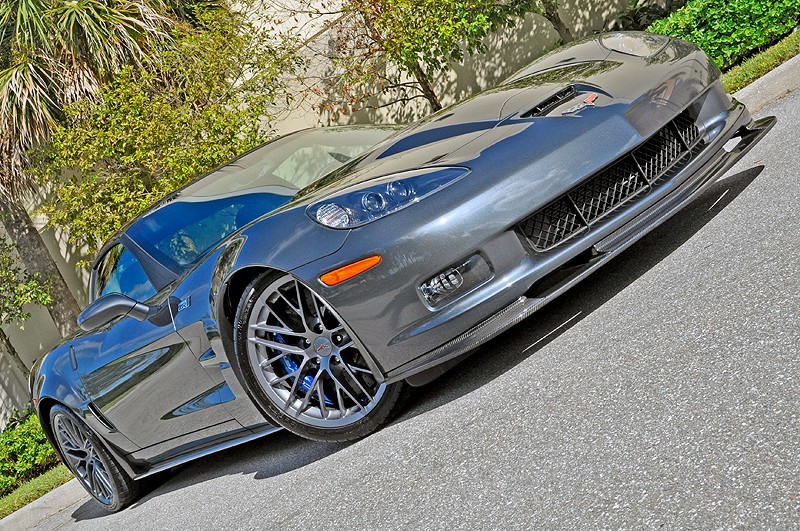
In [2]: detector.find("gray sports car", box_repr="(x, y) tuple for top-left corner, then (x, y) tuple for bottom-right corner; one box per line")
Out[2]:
(31, 32), (774, 511)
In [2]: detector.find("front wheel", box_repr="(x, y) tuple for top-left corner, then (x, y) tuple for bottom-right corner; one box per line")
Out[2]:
(49, 405), (140, 512)
(234, 272), (406, 442)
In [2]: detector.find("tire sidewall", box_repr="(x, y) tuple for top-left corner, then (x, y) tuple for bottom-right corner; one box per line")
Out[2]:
(233, 271), (405, 442)
(48, 404), (135, 512)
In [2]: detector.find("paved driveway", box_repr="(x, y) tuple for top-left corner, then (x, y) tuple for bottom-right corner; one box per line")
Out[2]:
(6, 74), (799, 530)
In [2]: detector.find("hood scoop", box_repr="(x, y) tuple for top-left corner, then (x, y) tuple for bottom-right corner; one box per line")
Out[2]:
(520, 85), (577, 118)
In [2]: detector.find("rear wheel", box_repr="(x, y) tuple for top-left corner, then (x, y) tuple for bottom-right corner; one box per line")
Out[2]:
(235, 272), (406, 442)
(49, 405), (140, 512)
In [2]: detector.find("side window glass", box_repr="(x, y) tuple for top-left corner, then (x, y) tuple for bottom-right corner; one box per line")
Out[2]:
(93, 245), (157, 302)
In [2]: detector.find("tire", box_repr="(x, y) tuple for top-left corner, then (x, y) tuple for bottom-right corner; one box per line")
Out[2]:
(234, 271), (406, 442)
(49, 405), (140, 512)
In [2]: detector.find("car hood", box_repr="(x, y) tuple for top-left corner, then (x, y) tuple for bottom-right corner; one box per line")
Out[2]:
(295, 36), (717, 202)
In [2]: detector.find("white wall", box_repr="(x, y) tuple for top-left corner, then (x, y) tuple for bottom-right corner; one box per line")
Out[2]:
(277, 0), (629, 132)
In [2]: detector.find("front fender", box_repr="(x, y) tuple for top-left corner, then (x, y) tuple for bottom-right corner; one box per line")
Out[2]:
(209, 208), (350, 319)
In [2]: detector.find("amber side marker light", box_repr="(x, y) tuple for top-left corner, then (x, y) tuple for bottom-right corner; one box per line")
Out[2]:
(320, 255), (382, 286)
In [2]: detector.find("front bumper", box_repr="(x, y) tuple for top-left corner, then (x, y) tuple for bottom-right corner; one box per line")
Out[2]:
(388, 113), (775, 384)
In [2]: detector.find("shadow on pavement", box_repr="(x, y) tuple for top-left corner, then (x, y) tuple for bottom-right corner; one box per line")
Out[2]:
(69, 165), (763, 522)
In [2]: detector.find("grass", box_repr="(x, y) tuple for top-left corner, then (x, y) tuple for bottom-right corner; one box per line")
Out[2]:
(0, 465), (73, 520)
(722, 30), (800, 93)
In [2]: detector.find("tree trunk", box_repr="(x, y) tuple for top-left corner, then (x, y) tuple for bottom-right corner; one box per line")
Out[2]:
(0, 199), (80, 337)
(542, 0), (574, 44)
(0, 327), (29, 379)
(410, 61), (443, 112)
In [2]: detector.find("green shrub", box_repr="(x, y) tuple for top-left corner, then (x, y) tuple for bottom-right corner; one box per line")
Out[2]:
(722, 29), (800, 92)
(648, 0), (800, 70)
(0, 412), (58, 497)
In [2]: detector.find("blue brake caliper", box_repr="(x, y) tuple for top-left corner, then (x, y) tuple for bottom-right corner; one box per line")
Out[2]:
(275, 333), (333, 405)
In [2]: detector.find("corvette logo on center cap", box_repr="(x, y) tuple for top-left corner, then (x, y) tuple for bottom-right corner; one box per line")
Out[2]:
(562, 93), (599, 115)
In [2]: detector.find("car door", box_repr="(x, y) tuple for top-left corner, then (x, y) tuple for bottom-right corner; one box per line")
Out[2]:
(74, 242), (235, 450)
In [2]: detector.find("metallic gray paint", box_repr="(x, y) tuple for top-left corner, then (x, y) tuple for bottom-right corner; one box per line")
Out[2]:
(32, 33), (774, 480)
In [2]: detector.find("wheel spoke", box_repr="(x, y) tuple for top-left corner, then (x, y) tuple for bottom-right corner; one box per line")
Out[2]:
(94, 466), (114, 499)
(268, 368), (301, 386)
(335, 385), (347, 417)
(281, 358), (310, 409)
(263, 301), (293, 330)
(259, 350), (293, 368)
(62, 419), (82, 447)
(249, 322), (306, 337)
(334, 380), (365, 412)
(310, 294), (328, 331)
(337, 362), (373, 399)
(345, 363), (372, 375)
(298, 281), (326, 333)
(277, 291), (303, 318)
(295, 368), (324, 417)
(86, 463), (97, 494)
(316, 379), (329, 419)
(248, 336), (305, 354)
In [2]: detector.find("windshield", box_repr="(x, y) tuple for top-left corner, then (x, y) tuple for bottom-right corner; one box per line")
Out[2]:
(125, 127), (399, 274)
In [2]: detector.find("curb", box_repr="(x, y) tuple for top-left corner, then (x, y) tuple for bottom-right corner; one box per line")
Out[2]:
(733, 52), (800, 114)
(0, 479), (87, 530)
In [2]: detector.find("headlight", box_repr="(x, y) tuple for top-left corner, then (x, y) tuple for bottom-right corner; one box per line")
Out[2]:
(600, 32), (668, 57)
(308, 167), (469, 229)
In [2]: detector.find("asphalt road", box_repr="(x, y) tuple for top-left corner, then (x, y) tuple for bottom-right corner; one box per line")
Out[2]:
(13, 88), (800, 530)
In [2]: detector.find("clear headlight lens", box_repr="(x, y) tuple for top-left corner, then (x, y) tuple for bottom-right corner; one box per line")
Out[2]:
(600, 32), (668, 57)
(308, 167), (469, 229)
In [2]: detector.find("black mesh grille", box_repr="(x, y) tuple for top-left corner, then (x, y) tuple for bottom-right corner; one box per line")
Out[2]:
(632, 125), (686, 183)
(569, 157), (646, 224)
(518, 197), (585, 250)
(518, 110), (703, 251)
(673, 110), (700, 146)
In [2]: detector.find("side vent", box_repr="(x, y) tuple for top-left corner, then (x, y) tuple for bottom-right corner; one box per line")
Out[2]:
(520, 86), (577, 118)
(87, 401), (117, 433)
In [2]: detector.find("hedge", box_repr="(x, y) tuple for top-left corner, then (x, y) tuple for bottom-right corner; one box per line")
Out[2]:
(648, 0), (800, 70)
(0, 413), (58, 497)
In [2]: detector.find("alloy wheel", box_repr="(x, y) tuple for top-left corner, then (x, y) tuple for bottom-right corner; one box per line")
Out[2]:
(53, 413), (115, 505)
(244, 274), (386, 428)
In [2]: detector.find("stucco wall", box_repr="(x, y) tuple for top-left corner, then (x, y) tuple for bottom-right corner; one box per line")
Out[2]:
(277, 0), (629, 132)
(0, 214), (86, 425)
(0, 0), (631, 426)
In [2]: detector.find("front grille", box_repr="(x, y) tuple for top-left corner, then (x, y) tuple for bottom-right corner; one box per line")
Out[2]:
(518, 197), (585, 250)
(519, 110), (703, 251)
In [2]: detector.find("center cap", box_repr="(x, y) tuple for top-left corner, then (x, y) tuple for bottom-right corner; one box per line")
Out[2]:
(313, 337), (333, 357)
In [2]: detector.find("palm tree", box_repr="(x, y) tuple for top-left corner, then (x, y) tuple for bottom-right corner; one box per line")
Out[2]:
(0, 0), (172, 336)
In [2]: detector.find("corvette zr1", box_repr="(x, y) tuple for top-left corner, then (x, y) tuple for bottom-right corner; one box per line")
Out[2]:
(31, 32), (775, 511)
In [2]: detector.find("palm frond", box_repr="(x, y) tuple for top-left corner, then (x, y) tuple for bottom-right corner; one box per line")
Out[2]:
(0, 0), (174, 199)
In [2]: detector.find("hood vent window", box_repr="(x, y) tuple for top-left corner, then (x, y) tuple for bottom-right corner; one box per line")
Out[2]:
(520, 86), (577, 118)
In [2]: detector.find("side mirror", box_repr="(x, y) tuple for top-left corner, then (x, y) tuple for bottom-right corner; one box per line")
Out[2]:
(78, 294), (153, 332)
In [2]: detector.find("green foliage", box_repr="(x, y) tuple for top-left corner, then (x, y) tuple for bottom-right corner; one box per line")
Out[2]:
(0, 412), (58, 497)
(319, 0), (545, 113)
(722, 28), (800, 92)
(35, 6), (301, 255)
(648, 0), (800, 70)
(0, 238), (52, 327)
(609, 0), (685, 31)
(0, 0), (173, 199)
